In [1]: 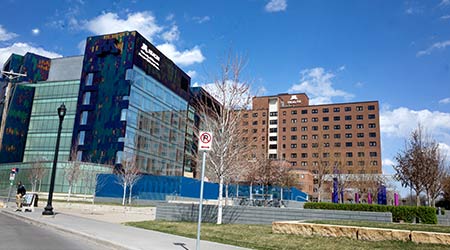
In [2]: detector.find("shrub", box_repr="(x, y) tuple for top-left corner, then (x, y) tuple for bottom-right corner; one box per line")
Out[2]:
(304, 202), (437, 224)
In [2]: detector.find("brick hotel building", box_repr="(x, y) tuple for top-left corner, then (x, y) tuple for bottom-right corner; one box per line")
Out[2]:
(240, 93), (382, 197)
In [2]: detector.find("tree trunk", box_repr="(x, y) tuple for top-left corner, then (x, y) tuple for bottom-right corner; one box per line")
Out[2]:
(67, 185), (72, 202)
(416, 193), (420, 207)
(128, 185), (133, 204)
(122, 183), (127, 206)
(225, 183), (229, 207)
(318, 190), (321, 202)
(217, 176), (224, 224)
(280, 188), (284, 201)
(249, 184), (253, 200)
(236, 184), (239, 198)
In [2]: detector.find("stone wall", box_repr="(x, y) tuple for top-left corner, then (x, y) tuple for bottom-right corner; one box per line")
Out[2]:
(155, 203), (392, 224)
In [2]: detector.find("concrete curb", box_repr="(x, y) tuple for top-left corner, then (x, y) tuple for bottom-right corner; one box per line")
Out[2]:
(1, 209), (133, 250)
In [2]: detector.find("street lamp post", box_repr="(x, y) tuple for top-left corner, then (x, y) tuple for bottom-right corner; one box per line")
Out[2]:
(42, 103), (66, 216)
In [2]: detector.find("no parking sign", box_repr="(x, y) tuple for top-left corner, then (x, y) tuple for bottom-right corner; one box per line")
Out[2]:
(198, 131), (213, 151)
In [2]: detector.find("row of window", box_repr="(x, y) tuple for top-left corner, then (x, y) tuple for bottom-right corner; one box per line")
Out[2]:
(242, 105), (376, 118)
(287, 141), (376, 148)
(291, 160), (378, 167)
(290, 151), (378, 158)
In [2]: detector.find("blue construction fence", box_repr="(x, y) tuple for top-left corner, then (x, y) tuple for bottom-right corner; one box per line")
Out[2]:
(95, 174), (308, 202)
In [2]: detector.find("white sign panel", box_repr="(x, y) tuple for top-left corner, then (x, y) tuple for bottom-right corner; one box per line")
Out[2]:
(198, 131), (213, 151)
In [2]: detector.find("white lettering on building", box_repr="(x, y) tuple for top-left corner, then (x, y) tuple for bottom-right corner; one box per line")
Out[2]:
(138, 43), (160, 71)
(287, 95), (301, 105)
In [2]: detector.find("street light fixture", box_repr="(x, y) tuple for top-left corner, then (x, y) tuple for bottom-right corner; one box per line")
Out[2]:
(42, 103), (66, 216)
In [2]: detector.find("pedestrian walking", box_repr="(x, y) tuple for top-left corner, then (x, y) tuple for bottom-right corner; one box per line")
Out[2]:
(16, 181), (26, 211)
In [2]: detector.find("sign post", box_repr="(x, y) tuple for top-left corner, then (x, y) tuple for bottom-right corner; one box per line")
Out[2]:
(196, 131), (212, 250)
(6, 168), (18, 207)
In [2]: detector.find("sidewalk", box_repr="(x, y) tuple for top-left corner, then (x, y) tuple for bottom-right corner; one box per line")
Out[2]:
(1, 204), (249, 250)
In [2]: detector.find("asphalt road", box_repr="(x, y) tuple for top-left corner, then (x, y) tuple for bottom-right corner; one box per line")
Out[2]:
(0, 212), (111, 250)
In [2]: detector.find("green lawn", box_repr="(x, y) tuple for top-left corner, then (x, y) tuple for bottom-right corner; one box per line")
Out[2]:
(308, 220), (450, 234)
(125, 221), (450, 250)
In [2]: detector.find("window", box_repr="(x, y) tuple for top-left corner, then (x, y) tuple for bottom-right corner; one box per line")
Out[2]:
(312, 153), (319, 158)
(262, 112), (266, 117)
(357, 133), (364, 138)
(369, 132), (377, 138)
(269, 144), (277, 149)
(301, 135), (308, 140)
(368, 105), (375, 110)
(324, 142), (330, 148)
(334, 125), (341, 130)
(345, 115), (352, 121)
(301, 153), (308, 158)
(301, 161), (308, 166)
(369, 141), (377, 147)
(334, 142), (341, 147)
(346, 142), (353, 147)
(253, 113), (258, 117)
(282, 144), (286, 148)
(252, 129), (258, 133)
(357, 124), (364, 129)
(291, 110), (297, 115)
(312, 109), (318, 114)
(76, 151), (83, 161)
(269, 154), (277, 159)
(262, 120), (266, 125)
(269, 120), (277, 125)
(369, 123), (376, 128)
(301, 143), (308, 148)
(370, 152), (378, 157)
(312, 143), (318, 148)
(291, 127), (297, 132)
(120, 109), (127, 121)
(83, 92), (91, 105)
(282, 135), (286, 140)
(334, 152), (341, 157)
(345, 107), (351, 112)
(269, 128), (277, 133)
(356, 106), (363, 111)
(334, 116), (340, 121)
(269, 112), (277, 116)
(333, 107), (340, 112)
(85, 73), (94, 86)
(301, 118), (307, 123)
(115, 151), (123, 164)
(345, 133), (352, 138)
(291, 118), (297, 123)
(291, 153), (298, 158)
(301, 109), (308, 114)
(282, 119), (286, 124)
(368, 114), (376, 119)
(312, 117), (319, 122)
(252, 121), (258, 125)
(291, 162), (297, 166)
(345, 124), (352, 129)
(347, 161), (353, 166)
(323, 134), (330, 139)
(291, 135), (297, 140)
(358, 152), (365, 157)
(312, 126), (318, 131)
(78, 131), (85, 145)
(357, 142), (365, 147)
(291, 144), (298, 148)
(334, 134), (341, 139)
(242, 121), (248, 126)
(282, 127), (286, 132)
(323, 125), (329, 130)
(323, 152), (330, 158)
(323, 117), (329, 122)
(322, 108), (329, 113)
(346, 152), (353, 157)
(370, 161), (378, 166)
(356, 115), (364, 120)
(243, 113), (249, 118)
(269, 136), (277, 141)
(80, 111), (88, 125)
(312, 134), (318, 139)
(301, 126), (307, 131)
(282, 111), (286, 115)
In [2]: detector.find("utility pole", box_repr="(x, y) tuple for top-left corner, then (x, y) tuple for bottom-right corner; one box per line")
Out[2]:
(0, 70), (27, 151)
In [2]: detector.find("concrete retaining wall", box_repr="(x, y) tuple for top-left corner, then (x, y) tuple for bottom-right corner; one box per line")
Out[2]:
(438, 214), (450, 226)
(155, 203), (392, 224)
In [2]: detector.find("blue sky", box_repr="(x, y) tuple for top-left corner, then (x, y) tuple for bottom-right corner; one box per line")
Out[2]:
(1, 0), (450, 193)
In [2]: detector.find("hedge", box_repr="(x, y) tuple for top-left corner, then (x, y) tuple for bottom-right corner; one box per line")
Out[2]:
(304, 202), (437, 224)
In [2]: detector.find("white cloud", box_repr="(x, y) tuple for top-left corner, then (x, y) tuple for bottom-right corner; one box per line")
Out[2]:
(192, 16), (211, 24)
(265, 0), (287, 12)
(162, 25), (180, 42)
(441, 15), (450, 19)
(0, 25), (17, 41)
(439, 97), (450, 104)
(382, 158), (396, 175)
(84, 12), (163, 42)
(440, 0), (450, 7)
(31, 28), (40, 35)
(380, 107), (450, 142)
(417, 40), (450, 57)
(288, 67), (354, 105)
(355, 81), (364, 88)
(337, 65), (346, 71)
(186, 70), (197, 78)
(156, 43), (205, 66)
(439, 143), (450, 158)
(0, 43), (62, 69)
(166, 13), (175, 21)
(77, 39), (86, 54)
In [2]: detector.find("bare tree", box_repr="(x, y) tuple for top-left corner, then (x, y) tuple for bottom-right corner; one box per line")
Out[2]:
(115, 153), (142, 206)
(196, 52), (253, 224)
(394, 125), (438, 206)
(65, 161), (82, 202)
(274, 160), (296, 201)
(422, 143), (448, 207)
(28, 157), (47, 192)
